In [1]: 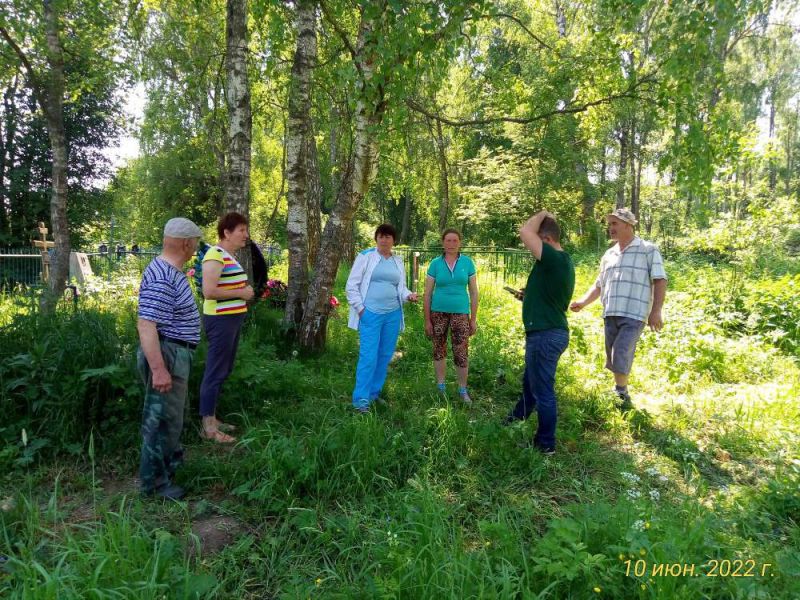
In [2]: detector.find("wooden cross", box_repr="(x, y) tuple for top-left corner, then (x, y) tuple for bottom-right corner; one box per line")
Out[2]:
(32, 222), (55, 283)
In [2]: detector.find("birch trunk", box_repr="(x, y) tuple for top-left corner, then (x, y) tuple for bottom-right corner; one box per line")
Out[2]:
(307, 123), (322, 267)
(225, 0), (251, 217)
(40, 0), (70, 313)
(225, 0), (253, 282)
(298, 14), (384, 350)
(285, 0), (317, 325)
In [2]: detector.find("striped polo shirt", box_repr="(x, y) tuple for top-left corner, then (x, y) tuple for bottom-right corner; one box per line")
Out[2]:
(138, 257), (201, 343)
(594, 237), (667, 322)
(202, 245), (248, 316)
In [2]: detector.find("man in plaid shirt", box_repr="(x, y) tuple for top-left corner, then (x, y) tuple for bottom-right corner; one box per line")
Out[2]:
(570, 208), (667, 408)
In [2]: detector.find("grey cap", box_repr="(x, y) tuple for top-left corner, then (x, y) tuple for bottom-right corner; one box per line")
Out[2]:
(606, 207), (638, 226)
(163, 217), (202, 239)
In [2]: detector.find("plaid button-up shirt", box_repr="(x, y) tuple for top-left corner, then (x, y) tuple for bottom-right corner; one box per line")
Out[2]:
(594, 237), (667, 323)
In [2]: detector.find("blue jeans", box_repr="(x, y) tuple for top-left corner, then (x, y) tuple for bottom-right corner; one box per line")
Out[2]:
(352, 308), (403, 409)
(509, 329), (569, 450)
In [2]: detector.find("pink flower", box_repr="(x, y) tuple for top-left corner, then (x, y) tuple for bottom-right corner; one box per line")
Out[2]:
(187, 268), (196, 278)
(329, 295), (340, 307)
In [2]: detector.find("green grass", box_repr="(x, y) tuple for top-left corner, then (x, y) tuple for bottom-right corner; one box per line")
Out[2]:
(1, 253), (799, 598)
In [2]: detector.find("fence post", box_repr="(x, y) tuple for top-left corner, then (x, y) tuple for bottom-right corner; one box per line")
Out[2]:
(411, 252), (420, 292)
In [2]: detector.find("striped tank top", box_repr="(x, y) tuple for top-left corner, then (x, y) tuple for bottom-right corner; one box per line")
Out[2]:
(202, 245), (248, 316)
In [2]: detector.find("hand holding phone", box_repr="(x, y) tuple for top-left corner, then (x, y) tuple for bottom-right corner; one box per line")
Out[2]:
(503, 286), (524, 301)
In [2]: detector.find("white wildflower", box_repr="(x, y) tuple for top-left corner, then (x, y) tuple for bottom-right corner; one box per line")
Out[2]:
(649, 490), (660, 501)
(626, 489), (641, 500)
(621, 472), (641, 484)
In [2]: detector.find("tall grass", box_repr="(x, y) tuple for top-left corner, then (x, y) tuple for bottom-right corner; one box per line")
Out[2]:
(0, 252), (798, 598)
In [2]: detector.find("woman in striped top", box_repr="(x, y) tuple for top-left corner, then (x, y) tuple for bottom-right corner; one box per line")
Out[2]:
(199, 212), (254, 443)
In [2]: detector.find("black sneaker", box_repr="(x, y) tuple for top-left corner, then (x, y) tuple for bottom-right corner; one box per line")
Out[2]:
(143, 483), (186, 501)
(614, 389), (634, 411)
(517, 440), (556, 455)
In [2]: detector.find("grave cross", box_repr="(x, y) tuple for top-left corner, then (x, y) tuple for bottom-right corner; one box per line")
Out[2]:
(32, 221), (55, 283)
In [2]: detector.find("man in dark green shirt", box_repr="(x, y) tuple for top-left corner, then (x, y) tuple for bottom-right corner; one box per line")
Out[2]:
(505, 211), (575, 454)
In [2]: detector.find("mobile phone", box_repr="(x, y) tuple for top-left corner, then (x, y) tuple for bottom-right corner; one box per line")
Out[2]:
(503, 286), (524, 300)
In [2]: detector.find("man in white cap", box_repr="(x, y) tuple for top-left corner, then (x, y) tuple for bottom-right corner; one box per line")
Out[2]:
(570, 208), (667, 409)
(136, 217), (203, 500)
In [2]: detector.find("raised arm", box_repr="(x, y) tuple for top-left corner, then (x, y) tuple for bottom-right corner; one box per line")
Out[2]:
(519, 210), (552, 260)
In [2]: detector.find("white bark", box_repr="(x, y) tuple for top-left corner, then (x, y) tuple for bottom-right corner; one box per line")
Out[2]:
(298, 14), (384, 349)
(285, 0), (317, 325)
(225, 0), (251, 216)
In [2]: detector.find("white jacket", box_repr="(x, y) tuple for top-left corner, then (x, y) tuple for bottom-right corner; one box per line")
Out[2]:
(346, 248), (413, 330)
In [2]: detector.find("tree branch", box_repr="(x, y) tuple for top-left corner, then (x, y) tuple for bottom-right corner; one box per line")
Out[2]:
(468, 11), (553, 51)
(0, 26), (43, 105)
(318, 0), (360, 68)
(405, 76), (658, 127)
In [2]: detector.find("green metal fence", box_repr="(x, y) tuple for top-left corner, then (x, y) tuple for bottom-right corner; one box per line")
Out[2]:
(0, 248), (43, 288)
(85, 250), (160, 279)
(0, 247), (162, 290)
(394, 246), (535, 292)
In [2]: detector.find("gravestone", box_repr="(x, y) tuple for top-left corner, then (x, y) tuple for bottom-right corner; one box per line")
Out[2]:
(69, 252), (93, 283)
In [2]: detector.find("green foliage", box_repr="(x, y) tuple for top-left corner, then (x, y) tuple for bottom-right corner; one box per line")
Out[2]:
(1, 495), (217, 598)
(0, 295), (141, 468)
(1, 249), (799, 599)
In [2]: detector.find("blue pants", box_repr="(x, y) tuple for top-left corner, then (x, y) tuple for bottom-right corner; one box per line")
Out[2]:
(509, 329), (569, 450)
(199, 312), (245, 417)
(352, 308), (403, 409)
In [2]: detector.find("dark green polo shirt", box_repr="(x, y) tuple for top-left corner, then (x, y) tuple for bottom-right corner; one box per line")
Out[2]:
(522, 243), (575, 332)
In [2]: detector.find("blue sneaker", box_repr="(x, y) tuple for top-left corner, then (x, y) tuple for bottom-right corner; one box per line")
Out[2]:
(458, 387), (472, 405)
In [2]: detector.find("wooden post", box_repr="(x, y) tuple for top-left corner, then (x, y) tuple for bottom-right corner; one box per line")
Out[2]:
(31, 221), (55, 283)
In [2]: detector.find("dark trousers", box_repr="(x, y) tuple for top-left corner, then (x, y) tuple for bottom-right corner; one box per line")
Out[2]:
(508, 328), (569, 449)
(138, 340), (194, 494)
(199, 312), (245, 417)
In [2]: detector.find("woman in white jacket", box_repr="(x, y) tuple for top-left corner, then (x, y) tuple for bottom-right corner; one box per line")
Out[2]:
(346, 223), (418, 412)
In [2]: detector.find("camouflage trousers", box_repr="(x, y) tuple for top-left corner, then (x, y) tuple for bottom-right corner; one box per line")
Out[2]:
(137, 341), (194, 494)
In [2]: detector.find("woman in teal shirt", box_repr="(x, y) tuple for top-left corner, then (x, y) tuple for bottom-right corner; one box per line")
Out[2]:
(423, 229), (479, 403)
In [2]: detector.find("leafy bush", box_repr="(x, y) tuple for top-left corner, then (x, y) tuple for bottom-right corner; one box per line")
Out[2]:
(0, 304), (141, 466)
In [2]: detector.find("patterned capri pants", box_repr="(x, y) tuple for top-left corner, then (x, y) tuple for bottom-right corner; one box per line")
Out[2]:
(431, 311), (471, 368)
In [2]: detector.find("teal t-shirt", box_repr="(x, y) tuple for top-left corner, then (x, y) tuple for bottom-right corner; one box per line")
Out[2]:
(522, 243), (575, 332)
(427, 255), (477, 315)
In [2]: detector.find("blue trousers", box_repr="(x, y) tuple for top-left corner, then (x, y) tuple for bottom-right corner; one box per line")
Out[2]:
(509, 328), (569, 450)
(352, 308), (403, 409)
(199, 312), (245, 417)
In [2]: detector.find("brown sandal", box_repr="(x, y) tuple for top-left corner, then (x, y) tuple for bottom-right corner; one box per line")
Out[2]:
(200, 429), (236, 444)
